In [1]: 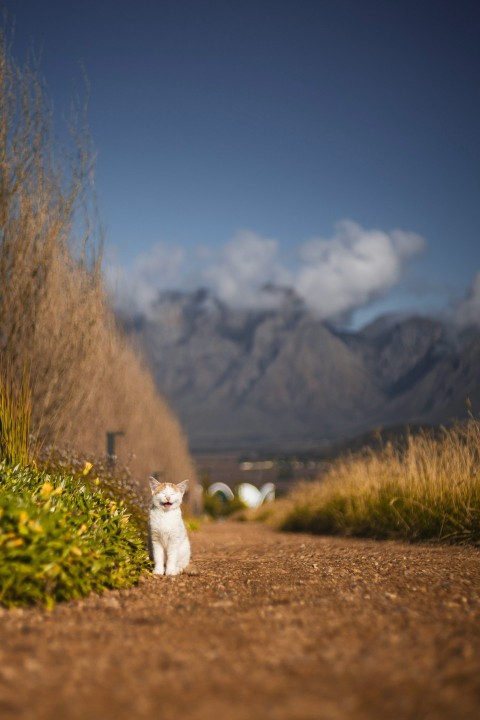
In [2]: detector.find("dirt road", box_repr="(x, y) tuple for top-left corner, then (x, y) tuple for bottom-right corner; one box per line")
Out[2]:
(0, 522), (479, 720)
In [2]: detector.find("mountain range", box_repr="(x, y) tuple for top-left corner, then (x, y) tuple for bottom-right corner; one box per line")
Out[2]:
(119, 288), (480, 452)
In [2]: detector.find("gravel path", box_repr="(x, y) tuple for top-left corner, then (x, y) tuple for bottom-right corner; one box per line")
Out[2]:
(0, 522), (479, 720)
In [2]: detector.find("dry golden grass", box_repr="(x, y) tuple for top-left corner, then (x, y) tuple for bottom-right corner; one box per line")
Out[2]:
(0, 362), (35, 466)
(258, 419), (480, 543)
(0, 27), (195, 506)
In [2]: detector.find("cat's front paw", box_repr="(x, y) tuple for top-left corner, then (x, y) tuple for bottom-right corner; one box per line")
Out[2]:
(153, 566), (165, 576)
(165, 567), (182, 577)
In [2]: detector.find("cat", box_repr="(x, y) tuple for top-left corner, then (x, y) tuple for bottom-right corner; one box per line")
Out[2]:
(148, 477), (191, 576)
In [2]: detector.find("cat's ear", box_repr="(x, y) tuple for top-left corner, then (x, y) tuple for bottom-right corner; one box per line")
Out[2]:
(176, 479), (189, 494)
(149, 477), (161, 493)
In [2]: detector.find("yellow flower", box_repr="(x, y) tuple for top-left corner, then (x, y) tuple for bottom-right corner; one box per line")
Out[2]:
(40, 482), (53, 498)
(83, 462), (93, 476)
(43, 562), (61, 576)
(27, 520), (44, 534)
(6, 538), (24, 548)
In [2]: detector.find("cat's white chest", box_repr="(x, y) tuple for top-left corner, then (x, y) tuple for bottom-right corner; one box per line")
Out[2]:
(150, 508), (185, 543)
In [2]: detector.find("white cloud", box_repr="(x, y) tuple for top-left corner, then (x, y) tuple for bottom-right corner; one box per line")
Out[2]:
(105, 221), (427, 320)
(453, 272), (480, 327)
(294, 220), (426, 319)
(203, 229), (291, 309)
(105, 243), (186, 314)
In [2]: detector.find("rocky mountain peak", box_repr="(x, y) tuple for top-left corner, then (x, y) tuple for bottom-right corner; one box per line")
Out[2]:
(120, 290), (479, 451)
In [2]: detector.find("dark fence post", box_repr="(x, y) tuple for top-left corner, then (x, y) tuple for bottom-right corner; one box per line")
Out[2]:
(106, 431), (125, 466)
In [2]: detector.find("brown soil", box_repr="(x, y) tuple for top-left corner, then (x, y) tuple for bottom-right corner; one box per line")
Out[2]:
(0, 522), (479, 720)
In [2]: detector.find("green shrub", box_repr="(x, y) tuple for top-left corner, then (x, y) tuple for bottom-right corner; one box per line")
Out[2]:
(0, 462), (149, 608)
(203, 492), (246, 519)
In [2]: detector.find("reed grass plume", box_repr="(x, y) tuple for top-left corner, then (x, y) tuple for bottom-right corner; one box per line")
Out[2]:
(0, 26), (195, 502)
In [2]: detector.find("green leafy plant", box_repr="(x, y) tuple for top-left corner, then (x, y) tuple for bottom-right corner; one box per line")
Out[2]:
(0, 463), (149, 608)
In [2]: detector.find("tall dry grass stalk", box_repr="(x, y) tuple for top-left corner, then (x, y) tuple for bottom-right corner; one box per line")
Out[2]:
(262, 420), (480, 543)
(0, 362), (34, 465)
(0, 27), (195, 504)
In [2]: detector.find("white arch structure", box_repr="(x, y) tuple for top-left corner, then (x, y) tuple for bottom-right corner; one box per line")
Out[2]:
(207, 481), (276, 508)
(207, 482), (235, 501)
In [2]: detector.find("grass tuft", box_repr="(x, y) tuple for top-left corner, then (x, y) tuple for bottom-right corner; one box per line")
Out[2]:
(258, 419), (480, 544)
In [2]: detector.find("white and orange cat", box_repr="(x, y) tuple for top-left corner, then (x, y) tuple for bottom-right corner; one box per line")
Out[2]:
(148, 478), (190, 576)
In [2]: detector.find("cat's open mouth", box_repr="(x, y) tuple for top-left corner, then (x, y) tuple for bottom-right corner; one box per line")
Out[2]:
(162, 501), (173, 508)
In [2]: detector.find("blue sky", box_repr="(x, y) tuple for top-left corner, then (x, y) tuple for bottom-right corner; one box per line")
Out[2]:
(7, 0), (480, 326)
